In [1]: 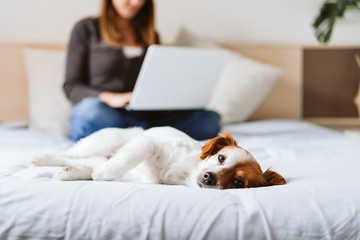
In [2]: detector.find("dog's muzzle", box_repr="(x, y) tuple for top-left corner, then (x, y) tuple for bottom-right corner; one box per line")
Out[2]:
(202, 171), (217, 186)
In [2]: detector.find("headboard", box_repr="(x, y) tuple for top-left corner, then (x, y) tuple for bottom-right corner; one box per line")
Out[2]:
(229, 44), (302, 120)
(0, 42), (302, 121)
(0, 42), (66, 121)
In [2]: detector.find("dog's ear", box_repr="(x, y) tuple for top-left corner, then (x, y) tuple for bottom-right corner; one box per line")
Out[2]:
(200, 132), (237, 160)
(263, 169), (286, 185)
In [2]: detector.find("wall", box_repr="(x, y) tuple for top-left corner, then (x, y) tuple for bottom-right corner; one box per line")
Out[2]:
(0, 0), (360, 45)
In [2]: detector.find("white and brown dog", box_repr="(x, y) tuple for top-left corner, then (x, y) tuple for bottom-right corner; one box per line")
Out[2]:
(32, 127), (286, 189)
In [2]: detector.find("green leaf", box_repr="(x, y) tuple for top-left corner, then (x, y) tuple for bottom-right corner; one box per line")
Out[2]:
(313, 0), (360, 43)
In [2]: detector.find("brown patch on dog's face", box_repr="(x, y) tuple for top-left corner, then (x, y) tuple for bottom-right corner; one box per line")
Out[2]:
(200, 132), (237, 160)
(218, 161), (266, 189)
(218, 161), (286, 189)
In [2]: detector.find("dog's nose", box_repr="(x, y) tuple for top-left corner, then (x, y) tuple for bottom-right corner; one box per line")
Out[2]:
(202, 172), (217, 186)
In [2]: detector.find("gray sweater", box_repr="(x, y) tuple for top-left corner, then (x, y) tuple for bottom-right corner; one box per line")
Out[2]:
(63, 17), (155, 104)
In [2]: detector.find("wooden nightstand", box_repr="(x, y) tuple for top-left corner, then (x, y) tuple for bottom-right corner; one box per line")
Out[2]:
(305, 117), (360, 141)
(305, 117), (360, 131)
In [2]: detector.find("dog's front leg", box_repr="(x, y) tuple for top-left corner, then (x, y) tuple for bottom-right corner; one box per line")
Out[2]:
(91, 137), (156, 181)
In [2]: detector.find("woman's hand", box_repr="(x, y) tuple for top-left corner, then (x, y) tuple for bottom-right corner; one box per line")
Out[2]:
(98, 91), (132, 108)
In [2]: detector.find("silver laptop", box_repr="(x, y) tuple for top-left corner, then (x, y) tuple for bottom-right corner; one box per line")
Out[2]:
(126, 45), (229, 111)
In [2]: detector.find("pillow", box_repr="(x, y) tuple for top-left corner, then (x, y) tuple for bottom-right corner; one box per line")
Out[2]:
(175, 28), (283, 124)
(23, 48), (72, 136)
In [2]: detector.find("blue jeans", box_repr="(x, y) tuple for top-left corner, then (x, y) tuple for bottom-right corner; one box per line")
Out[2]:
(70, 98), (221, 141)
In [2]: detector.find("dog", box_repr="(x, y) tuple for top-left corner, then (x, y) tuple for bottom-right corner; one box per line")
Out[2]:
(32, 126), (286, 189)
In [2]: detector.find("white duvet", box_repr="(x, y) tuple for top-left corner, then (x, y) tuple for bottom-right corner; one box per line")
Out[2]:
(1, 120), (360, 240)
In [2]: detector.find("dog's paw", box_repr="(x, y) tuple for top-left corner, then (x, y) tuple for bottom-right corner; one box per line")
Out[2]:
(91, 165), (114, 181)
(31, 154), (51, 166)
(55, 166), (75, 181)
(55, 165), (93, 181)
(91, 170), (110, 181)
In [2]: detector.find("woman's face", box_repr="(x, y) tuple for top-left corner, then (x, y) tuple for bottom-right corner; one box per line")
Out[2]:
(112, 0), (146, 20)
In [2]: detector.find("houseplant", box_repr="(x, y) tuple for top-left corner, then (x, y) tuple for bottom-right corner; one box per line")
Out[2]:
(313, 0), (360, 43)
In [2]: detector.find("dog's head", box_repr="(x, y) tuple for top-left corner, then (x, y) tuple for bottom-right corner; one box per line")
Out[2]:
(196, 132), (286, 189)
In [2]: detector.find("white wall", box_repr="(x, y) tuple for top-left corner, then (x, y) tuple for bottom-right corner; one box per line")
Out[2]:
(0, 0), (100, 43)
(0, 0), (359, 45)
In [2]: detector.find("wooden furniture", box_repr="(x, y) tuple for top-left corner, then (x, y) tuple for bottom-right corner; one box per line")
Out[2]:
(306, 117), (360, 131)
(303, 47), (360, 118)
(354, 52), (360, 117)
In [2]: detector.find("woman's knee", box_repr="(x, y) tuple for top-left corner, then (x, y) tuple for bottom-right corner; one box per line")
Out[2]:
(196, 110), (221, 138)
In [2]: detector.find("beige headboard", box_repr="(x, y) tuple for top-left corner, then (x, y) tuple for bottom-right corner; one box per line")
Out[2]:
(0, 42), (302, 121)
(230, 44), (302, 120)
(0, 42), (66, 121)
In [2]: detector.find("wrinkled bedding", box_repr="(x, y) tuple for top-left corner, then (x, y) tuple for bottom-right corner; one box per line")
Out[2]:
(1, 120), (360, 240)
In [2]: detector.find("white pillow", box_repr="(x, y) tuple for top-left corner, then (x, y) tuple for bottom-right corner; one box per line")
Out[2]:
(175, 28), (283, 124)
(23, 48), (72, 136)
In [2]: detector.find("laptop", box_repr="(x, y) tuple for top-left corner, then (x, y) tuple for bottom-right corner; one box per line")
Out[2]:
(125, 45), (229, 111)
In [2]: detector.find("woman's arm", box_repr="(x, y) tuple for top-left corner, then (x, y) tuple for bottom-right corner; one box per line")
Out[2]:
(63, 19), (101, 104)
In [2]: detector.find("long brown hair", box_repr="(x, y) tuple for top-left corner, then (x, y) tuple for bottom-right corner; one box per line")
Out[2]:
(99, 0), (156, 47)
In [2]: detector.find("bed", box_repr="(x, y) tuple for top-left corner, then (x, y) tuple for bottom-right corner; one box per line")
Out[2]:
(1, 119), (360, 239)
(1, 29), (360, 239)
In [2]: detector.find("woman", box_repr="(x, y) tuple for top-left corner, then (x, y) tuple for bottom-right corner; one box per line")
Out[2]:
(64, 0), (220, 141)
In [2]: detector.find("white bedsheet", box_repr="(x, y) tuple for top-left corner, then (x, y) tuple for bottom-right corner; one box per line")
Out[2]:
(1, 120), (360, 240)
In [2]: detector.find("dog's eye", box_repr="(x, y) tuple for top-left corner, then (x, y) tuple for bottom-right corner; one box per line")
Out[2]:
(232, 178), (244, 188)
(218, 154), (226, 163)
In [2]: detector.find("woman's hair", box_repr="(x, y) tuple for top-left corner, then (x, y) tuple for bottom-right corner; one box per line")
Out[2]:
(99, 0), (156, 47)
